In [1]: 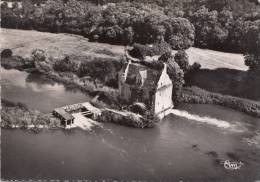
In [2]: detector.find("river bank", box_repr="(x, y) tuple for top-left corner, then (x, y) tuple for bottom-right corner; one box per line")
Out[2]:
(181, 86), (260, 118)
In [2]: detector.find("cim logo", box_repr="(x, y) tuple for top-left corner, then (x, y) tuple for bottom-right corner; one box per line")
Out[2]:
(222, 160), (244, 170)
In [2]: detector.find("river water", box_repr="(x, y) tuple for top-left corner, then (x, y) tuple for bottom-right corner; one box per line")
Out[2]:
(1, 67), (260, 181)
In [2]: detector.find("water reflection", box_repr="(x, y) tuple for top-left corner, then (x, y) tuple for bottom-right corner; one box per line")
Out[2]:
(1, 67), (90, 112)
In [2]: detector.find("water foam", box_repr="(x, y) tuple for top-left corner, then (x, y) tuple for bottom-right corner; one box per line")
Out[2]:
(169, 109), (231, 129)
(70, 113), (102, 130)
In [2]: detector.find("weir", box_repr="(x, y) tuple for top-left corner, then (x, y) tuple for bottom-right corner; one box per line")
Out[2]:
(168, 109), (231, 129)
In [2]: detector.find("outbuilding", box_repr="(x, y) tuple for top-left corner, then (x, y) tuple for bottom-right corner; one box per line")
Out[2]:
(53, 108), (74, 127)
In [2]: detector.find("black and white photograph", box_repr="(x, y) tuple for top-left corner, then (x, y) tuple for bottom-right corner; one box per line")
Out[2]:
(1, 0), (260, 181)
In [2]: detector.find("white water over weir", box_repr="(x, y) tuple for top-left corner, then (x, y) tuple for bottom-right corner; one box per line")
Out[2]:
(168, 109), (231, 129)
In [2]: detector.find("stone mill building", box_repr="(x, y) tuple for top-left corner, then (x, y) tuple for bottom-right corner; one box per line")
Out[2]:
(118, 60), (174, 118)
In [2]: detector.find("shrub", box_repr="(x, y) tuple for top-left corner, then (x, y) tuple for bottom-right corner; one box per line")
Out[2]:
(31, 49), (47, 62)
(31, 49), (55, 73)
(53, 56), (80, 73)
(78, 57), (122, 82)
(2, 99), (28, 110)
(105, 78), (118, 88)
(245, 54), (260, 72)
(174, 50), (189, 72)
(129, 102), (148, 116)
(1, 99), (36, 128)
(189, 62), (201, 71)
(1, 49), (13, 58)
(166, 58), (185, 103)
(130, 42), (171, 59)
(158, 51), (173, 62)
(1, 56), (34, 70)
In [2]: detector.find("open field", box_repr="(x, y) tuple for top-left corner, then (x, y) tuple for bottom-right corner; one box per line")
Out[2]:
(0, 28), (124, 59)
(185, 47), (247, 71)
(1, 28), (247, 70)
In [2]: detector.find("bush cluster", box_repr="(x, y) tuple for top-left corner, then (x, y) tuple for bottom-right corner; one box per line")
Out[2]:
(1, 49), (12, 58)
(129, 42), (172, 59)
(1, 99), (60, 129)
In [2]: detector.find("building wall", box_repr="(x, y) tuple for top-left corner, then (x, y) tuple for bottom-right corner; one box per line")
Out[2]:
(153, 64), (173, 115)
(154, 85), (173, 115)
(120, 82), (154, 107)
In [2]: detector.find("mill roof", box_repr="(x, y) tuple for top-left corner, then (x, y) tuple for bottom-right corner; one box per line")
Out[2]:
(54, 107), (74, 121)
(124, 63), (162, 89)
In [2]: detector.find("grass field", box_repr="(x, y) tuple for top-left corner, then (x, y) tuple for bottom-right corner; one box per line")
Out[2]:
(0, 28), (124, 60)
(0, 28), (247, 71)
(185, 47), (247, 71)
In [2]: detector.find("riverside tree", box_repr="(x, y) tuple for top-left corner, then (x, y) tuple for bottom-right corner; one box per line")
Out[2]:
(157, 52), (185, 103)
(167, 58), (185, 103)
(174, 50), (189, 73)
(243, 20), (260, 72)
